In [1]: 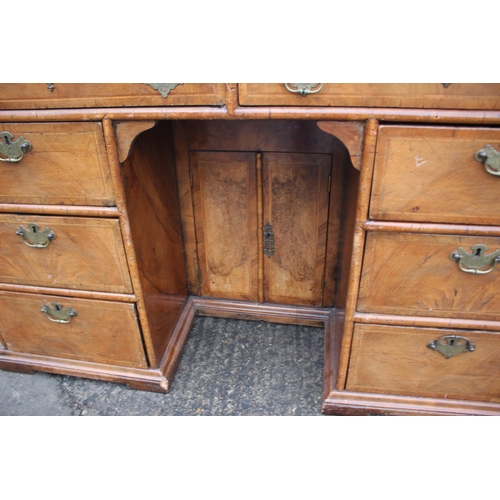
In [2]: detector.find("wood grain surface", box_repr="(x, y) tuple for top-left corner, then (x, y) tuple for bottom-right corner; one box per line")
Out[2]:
(263, 153), (331, 306)
(239, 83), (500, 110)
(0, 83), (227, 109)
(0, 291), (147, 368)
(0, 122), (114, 206)
(191, 151), (259, 301)
(346, 323), (500, 403)
(370, 126), (500, 224)
(120, 121), (189, 366)
(358, 232), (500, 321)
(0, 214), (132, 293)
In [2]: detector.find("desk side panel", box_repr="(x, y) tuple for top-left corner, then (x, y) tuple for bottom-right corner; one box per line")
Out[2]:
(121, 122), (189, 366)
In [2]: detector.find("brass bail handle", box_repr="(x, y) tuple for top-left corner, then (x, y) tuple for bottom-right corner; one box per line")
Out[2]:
(427, 335), (475, 359)
(41, 302), (78, 324)
(0, 131), (32, 163)
(16, 223), (56, 248)
(284, 83), (324, 97)
(475, 144), (500, 176)
(450, 244), (500, 275)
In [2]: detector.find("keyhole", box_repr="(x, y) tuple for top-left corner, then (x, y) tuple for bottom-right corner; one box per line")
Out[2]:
(3, 135), (10, 145)
(475, 247), (482, 256)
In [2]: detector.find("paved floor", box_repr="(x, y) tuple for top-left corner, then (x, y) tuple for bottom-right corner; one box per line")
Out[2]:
(0, 316), (325, 416)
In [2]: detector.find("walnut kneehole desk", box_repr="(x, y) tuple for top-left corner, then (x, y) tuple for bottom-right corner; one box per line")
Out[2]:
(1, 83), (500, 415)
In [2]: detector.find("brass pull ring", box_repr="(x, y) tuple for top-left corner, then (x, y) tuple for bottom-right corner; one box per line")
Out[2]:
(450, 244), (500, 274)
(0, 131), (32, 163)
(475, 144), (500, 176)
(16, 223), (56, 248)
(427, 335), (475, 359)
(283, 83), (324, 97)
(41, 302), (77, 324)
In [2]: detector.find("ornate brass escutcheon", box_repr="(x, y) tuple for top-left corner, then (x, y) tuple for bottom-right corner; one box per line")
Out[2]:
(450, 244), (500, 274)
(41, 302), (77, 324)
(264, 222), (275, 257)
(427, 335), (475, 359)
(0, 131), (32, 163)
(283, 83), (325, 96)
(145, 83), (183, 98)
(475, 144), (500, 176)
(16, 223), (56, 248)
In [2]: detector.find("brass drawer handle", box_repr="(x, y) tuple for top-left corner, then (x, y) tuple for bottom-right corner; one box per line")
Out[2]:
(427, 335), (475, 359)
(263, 222), (274, 257)
(16, 223), (56, 248)
(0, 131), (32, 163)
(41, 302), (77, 324)
(475, 144), (500, 176)
(284, 83), (324, 97)
(450, 244), (500, 274)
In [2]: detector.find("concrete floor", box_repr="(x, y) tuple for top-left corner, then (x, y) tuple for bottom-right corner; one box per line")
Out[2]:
(0, 316), (325, 416)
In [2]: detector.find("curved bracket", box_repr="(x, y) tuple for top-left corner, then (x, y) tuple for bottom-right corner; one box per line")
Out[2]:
(115, 121), (157, 163)
(316, 121), (365, 170)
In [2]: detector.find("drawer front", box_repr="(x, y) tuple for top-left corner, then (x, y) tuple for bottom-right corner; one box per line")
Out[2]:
(0, 122), (114, 206)
(239, 83), (500, 109)
(358, 232), (500, 321)
(346, 323), (500, 403)
(0, 84), (226, 109)
(370, 126), (500, 225)
(0, 291), (147, 368)
(0, 215), (133, 293)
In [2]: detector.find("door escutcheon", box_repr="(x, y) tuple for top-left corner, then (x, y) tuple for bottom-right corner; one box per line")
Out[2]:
(41, 302), (78, 324)
(263, 222), (274, 257)
(427, 335), (475, 359)
(16, 223), (56, 248)
(450, 244), (500, 274)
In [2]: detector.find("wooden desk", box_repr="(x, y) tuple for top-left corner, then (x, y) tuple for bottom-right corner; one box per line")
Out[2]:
(1, 83), (499, 415)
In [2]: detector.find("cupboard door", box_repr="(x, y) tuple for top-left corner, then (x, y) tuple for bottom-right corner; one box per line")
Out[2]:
(190, 151), (259, 301)
(263, 153), (331, 306)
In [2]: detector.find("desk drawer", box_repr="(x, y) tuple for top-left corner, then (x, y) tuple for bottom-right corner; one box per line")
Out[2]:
(0, 84), (226, 109)
(370, 126), (500, 225)
(0, 122), (115, 206)
(346, 323), (500, 403)
(0, 215), (133, 293)
(0, 291), (147, 368)
(239, 83), (500, 109)
(358, 232), (500, 321)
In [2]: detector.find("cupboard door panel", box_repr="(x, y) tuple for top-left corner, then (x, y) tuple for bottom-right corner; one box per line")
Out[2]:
(190, 151), (259, 301)
(263, 153), (331, 306)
